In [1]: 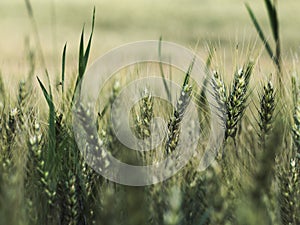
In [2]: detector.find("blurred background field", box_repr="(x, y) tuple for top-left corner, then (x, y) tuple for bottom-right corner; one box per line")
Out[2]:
(1, 0), (300, 81)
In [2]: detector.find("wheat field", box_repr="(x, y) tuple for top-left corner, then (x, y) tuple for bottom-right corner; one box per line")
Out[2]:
(0, 0), (299, 225)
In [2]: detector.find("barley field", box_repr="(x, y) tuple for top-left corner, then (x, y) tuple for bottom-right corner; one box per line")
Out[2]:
(0, 0), (299, 225)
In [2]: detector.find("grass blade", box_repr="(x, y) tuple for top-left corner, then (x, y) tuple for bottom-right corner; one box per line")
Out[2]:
(37, 76), (56, 171)
(158, 37), (172, 102)
(246, 1), (282, 89)
(83, 7), (95, 64)
(264, 0), (279, 41)
(0, 72), (5, 102)
(264, 0), (281, 76)
(183, 56), (195, 87)
(199, 46), (215, 101)
(245, 3), (274, 60)
(71, 7), (96, 106)
(37, 76), (52, 108)
(61, 43), (67, 95)
(24, 0), (47, 71)
(78, 26), (85, 79)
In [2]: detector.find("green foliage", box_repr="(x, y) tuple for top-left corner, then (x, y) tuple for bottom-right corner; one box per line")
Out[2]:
(71, 7), (95, 107)
(37, 76), (56, 173)
(61, 43), (67, 96)
(245, 0), (282, 86)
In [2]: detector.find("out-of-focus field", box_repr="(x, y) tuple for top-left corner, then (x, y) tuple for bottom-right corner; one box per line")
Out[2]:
(0, 0), (300, 79)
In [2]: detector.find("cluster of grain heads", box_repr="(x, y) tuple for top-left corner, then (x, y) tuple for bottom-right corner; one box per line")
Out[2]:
(0, 82), (32, 225)
(3, 4), (300, 224)
(210, 62), (253, 155)
(258, 81), (276, 147)
(150, 66), (212, 225)
(27, 121), (56, 217)
(147, 69), (192, 225)
(100, 85), (151, 225)
(76, 104), (110, 171)
(26, 110), (100, 225)
(226, 62), (254, 141)
(59, 172), (82, 225)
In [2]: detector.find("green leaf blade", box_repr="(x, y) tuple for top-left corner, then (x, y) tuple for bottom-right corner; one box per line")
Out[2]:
(245, 3), (274, 60)
(62, 43), (67, 95)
